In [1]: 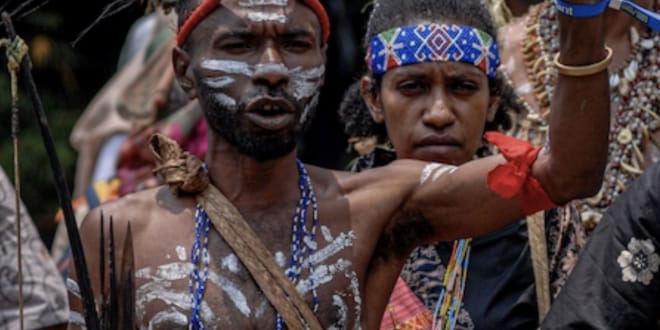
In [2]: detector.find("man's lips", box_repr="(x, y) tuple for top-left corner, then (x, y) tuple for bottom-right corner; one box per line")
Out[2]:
(244, 97), (296, 131)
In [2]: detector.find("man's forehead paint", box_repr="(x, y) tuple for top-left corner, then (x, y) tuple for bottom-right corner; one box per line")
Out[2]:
(176, 0), (330, 46)
(238, 0), (288, 7)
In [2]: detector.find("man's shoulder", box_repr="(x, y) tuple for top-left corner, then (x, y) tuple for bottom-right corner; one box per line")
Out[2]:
(83, 185), (195, 228)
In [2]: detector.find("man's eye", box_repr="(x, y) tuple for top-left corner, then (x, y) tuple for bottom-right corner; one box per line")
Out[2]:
(283, 40), (313, 52)
(220, 41), (253, 52)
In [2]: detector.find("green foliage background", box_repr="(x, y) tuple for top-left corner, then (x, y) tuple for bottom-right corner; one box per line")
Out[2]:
(0, 73), (78, 245)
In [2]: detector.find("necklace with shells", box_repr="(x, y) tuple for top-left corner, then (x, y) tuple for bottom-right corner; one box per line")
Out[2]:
(519, 1), (660, 231)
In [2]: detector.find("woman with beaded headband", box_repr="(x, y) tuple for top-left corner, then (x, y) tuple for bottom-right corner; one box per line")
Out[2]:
(340, 0), (586, 328)
(500, 0), (660, 234)
(66, 0), (611, 329)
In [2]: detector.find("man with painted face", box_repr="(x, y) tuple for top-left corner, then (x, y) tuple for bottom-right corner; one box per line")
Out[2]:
(67, 0), (612, 328)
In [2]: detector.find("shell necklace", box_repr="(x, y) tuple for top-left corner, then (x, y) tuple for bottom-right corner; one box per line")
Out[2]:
(521, 2), (660, 231)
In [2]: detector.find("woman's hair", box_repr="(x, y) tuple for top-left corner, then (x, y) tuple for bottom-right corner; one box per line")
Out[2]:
(340, 0), (523, 148)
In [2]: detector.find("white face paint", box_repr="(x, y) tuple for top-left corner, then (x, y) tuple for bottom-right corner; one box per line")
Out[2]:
(201, 59), (253, 76)
(321, 225), (333, 242)
(238, 0), (288, 7)
(214, 93), (238, 109)
(203, 76), (235, 89)
(175, 246), (187, 261)
(290, 66), (325, 101)
(420, 163), (458, 185)
(200, 59), (325, 102)
(300, 92), (319, 125)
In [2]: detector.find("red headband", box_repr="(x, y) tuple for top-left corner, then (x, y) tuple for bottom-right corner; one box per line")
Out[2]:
(176, 0), (331, 46)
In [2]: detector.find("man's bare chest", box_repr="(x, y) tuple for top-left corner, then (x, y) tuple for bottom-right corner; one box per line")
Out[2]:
(133, 220), (361, 329)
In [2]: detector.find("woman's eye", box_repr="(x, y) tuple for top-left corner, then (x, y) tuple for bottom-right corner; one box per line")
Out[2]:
(449, 81), (478, 92)
(398, 81), (428, 94)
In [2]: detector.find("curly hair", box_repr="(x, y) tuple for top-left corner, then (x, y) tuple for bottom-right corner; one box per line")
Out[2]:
(339, 0), (524, 147)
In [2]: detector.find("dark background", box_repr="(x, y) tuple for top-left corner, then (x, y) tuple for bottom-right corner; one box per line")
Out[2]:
(0, 0), (370, 248)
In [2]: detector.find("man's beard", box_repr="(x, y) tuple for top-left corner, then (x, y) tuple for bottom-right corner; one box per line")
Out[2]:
(197, 82), (318, 162)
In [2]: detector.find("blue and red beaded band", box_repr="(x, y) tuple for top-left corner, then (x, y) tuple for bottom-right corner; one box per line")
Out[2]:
(366, 23), (501, 78)
(553, 0), (610, 17)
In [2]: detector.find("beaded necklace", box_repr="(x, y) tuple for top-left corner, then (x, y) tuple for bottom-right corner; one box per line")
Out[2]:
(189, 204), (211, 330)
(431, 239), (471, 330)
(188, 159), (320, 330)
(519, 2), (660, 231)
(277, 159), (320, 329)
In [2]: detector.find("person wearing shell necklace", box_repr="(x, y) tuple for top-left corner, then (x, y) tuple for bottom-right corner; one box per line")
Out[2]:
(65, 0), (613, 328)
(500, 0), (660, 234)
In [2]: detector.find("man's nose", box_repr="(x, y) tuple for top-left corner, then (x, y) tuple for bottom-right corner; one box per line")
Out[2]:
(252, 45), (289, 87)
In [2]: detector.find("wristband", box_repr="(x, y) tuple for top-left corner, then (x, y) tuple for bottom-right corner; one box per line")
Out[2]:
(553, 0), (610, 17)
(554, 46), (613, 77)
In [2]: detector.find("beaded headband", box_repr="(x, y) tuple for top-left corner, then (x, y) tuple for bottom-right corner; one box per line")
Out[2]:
(366, 23), (501, 78)
(176, 0), (331, 46)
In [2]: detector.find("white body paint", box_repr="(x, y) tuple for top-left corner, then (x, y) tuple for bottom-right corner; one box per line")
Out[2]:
(295, 258), (352, 294)
(147, 309), (188, 330)
(136, 261), (252, 325)
(420, 163), (458, 185)
(134, 228), (361, 328)
(175, 246), (187, 261)
(328, 294), (348, 330)
(221, 254), (240, 273)
(321, 225), (333, 242)
(347, 270), (362, 329)
(275, 251), (287, 267)
(308, 231), (355, 265)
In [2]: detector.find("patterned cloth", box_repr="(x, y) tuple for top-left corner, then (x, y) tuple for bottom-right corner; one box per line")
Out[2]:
(380, 278), (433, 330)
(0, 166), (68, 329)
(366, 23), (500, 78)
(542, 161), (660, 330)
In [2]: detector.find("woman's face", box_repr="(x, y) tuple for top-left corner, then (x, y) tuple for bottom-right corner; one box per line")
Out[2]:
(365, 61), (497, 165)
